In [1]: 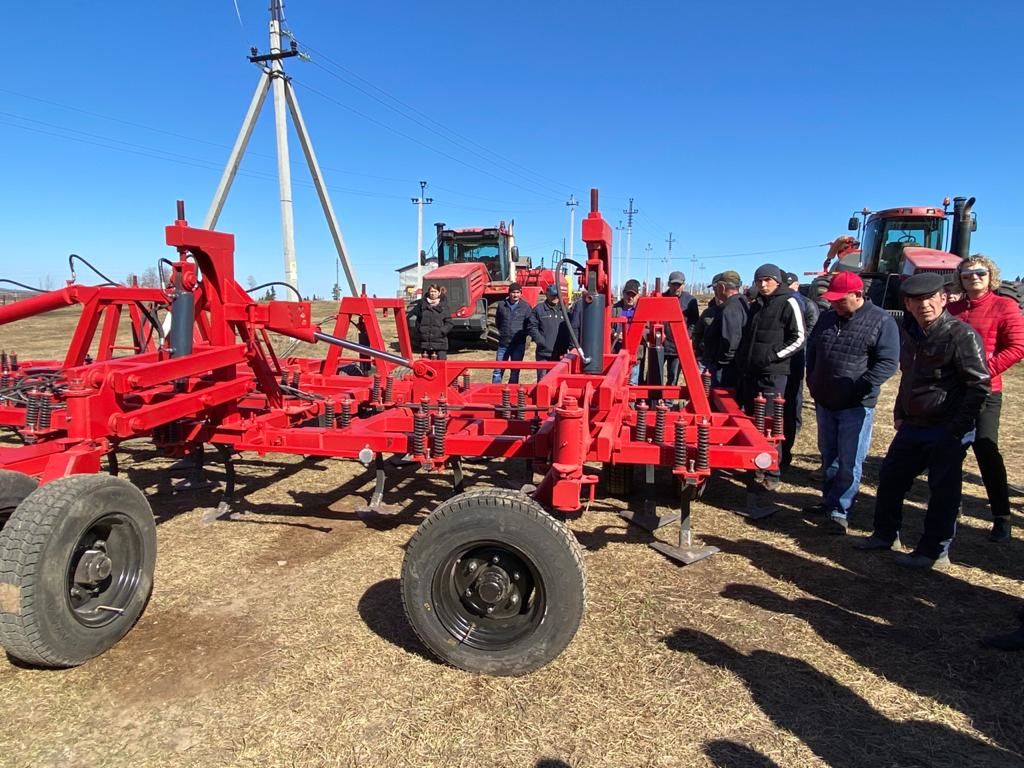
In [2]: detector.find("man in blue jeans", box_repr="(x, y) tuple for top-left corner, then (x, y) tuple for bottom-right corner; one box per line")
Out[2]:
(805, 272), (899, 533)
(854, 272), (990, 568)
(492, 283), (532, 384)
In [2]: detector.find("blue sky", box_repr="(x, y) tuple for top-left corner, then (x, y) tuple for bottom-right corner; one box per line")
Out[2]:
(3, 1), (1023, 297)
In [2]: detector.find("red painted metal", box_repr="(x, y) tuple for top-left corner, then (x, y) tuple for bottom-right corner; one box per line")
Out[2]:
(0, 194), (777, 516)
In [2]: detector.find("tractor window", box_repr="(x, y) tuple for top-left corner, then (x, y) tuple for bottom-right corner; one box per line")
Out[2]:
(861, 217), (945, 272)
(440, 240), (507, 281)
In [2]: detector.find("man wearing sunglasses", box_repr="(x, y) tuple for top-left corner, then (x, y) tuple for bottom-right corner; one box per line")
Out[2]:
(948, 255), (1024, 542)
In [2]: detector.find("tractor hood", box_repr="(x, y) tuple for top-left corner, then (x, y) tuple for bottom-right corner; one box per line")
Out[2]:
(900, 247), (962, 275)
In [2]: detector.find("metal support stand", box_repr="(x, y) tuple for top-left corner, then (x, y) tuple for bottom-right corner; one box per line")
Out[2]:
(650, 484), (719, 565)
(356, 453), (402, 516)
(203, 0), (358, 296)
(201, 444), (238, 524)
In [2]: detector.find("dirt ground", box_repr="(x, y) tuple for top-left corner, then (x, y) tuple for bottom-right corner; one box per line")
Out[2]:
(1, 301), (1022, 768)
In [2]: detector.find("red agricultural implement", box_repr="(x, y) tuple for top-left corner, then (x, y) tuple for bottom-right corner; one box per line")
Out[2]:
(0, 191), (778, 675)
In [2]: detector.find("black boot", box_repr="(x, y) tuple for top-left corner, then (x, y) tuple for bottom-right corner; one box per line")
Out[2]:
(990, 517), (1011, 543)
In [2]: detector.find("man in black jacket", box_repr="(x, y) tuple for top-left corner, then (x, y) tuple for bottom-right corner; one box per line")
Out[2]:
(855, 272), (991, 568)
(805, 272), (900, 533)
(527, 285), (571, 376)
(663, 270), (700, 386)
(736, 263), (807, 489)
(701, 270), (747, 388)
(781, 271), (820, 468)
(492, 283), (533, 384)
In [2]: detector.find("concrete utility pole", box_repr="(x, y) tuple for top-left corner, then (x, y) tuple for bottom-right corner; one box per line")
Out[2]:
(614, 220), (624, 295)
(691, 253), (698, 287)
(666, 232), (675, 274)
(566, 194), (579, 264)
(644, 242), (653, 288)
(412, 181), (433, 290)
(205, 0), (358, 298)
(623, 198), (638, 289)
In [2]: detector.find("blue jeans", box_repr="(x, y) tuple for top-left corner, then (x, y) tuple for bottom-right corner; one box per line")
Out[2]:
(815, 404), (875, 518)
(492, 340), (526, 384)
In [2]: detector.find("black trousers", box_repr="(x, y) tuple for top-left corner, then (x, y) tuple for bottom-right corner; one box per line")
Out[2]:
(873, 424), (968, 558)
(781, 351), (805, 467)
(973, 391), (1009, 520)
(738, 372), (788, 480)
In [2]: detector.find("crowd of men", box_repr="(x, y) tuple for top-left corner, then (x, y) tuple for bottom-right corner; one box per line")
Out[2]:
(491, 255), (1024, 650)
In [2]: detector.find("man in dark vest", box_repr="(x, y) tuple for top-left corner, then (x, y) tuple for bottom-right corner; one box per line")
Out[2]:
(492, 282), (533, 384)
(735, 263), (807, 490)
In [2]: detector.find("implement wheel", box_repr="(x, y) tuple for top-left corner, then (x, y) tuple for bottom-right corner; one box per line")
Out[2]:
(401, 487), (586, 676)
(0, 475), (157, 667)
(0, 470), (37, 532)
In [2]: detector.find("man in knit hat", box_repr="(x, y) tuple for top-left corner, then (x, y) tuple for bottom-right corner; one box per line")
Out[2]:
(735, 263), (807, 491)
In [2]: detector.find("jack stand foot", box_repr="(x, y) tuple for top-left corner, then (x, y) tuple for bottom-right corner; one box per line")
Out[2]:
(620, 500), (680, 532)
(650, 486), (718, 565)
(356, 453), (402, 517)
(201, 500), (234, 525)
(738, 488), (780, 520)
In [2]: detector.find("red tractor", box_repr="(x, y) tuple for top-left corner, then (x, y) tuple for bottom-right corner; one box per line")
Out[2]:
(409, 221), (563, 348)
(809, 196), (976, 314)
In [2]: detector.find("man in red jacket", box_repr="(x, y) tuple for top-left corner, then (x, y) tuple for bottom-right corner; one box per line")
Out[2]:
(948, 254), (1024, 542)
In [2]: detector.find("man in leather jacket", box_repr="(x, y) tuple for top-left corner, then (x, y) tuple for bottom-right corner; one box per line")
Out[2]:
(855, 272), (991, 568)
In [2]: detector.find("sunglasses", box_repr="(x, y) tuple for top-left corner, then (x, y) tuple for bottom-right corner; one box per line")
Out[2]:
(960, 268), (989, 277)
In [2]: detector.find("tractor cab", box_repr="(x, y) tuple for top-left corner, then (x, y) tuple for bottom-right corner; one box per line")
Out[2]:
(437, 226), (513, 283)
(857, 209), (947, 274)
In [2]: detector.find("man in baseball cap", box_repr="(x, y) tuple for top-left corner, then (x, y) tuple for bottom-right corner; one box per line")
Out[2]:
(662, 270), (699, 386)
(699, 269), (748, 387)
(855, 270), (990, 567)
(804, 269), (899, 534)
(612, 278), (643, 383)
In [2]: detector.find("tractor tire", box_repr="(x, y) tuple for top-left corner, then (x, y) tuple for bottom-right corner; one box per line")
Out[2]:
(485, 302), (500, 350)
(0, 470), (37, 532)
(0, 474), (157, 667)
(401, 487), (586, 676)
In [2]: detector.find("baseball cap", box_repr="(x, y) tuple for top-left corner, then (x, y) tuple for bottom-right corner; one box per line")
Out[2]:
(716, 270), (741, 288)
(668, 270), (685, 285)
(821, 271), (864, 301)
(784, 271), (799, 286)
(623, 279), (641, 294)
(545, 284), (560, 298)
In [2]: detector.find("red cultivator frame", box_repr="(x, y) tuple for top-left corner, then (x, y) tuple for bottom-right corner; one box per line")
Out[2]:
(0, 191), (778, 675)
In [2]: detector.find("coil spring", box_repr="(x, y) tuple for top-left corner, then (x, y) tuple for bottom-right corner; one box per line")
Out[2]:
(371, 373), (381, 404)
(654, 401), (668, 444)
(530, 416), (541, 435)
(673, 418), (686, 469)
(0, 350), (7, 371)
(433, 396), (448, 456)
(25, 389), (42, 428)
(0, 372), (9, 389)
(340, 397), (353, 428)
(499, 386), (512, 420)
(462, 372), (471, 391)
(323, 399), (335, 428)
(280, 370), (289, 387)
(635, 400), (649, 442)
(514, 387), (527, 420)
(702, 367), (712, 397)
(753, 393), (767, 434)
(9, 352), (17, 371)
(772, 393), (785, 436)
(697, 417), (711, 471)
(412, 400), (429, 456)
(384, 374), (394, 405)
(38, 397), (53, 430)
(290, 371), (300, 389)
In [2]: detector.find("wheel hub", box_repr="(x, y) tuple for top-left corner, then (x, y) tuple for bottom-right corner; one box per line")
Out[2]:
(74, 548), (113, 585)
(474, 567), (511, 604)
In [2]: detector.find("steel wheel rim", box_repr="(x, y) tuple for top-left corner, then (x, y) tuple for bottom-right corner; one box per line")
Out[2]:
(431, 540), (546, 651)
(65, 512), (145, 628)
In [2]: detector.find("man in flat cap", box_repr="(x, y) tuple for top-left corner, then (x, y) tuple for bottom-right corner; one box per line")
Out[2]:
(855, 271), (990, 567)
(735, 263), (807, 490)
(662, 270), (700, 386)
(701, 270), (748, 387)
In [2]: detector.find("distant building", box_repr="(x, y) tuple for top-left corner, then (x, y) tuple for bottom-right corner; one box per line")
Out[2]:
(396, 258), (437, 299)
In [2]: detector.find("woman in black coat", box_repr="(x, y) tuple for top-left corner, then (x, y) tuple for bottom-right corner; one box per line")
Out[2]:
(411, 284), (452, 360)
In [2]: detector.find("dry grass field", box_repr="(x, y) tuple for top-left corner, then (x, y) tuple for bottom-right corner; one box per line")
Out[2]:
(1, 301), (1022, 768)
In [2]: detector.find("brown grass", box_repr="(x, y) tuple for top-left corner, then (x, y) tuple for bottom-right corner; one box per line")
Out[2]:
(1, 301), (1023, 768)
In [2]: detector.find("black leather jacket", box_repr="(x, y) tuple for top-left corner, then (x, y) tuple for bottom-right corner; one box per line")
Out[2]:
(894, 310), (990, 438)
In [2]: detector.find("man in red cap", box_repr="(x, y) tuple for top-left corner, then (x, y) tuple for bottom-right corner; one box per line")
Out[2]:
(805, 272), (900, 533)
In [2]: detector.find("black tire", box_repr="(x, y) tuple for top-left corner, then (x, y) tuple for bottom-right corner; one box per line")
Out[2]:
(0, 471), (37, 532)
(401, 487), (586, 676)
(601, 463), (634, 498)
(0, 474), (157, 667)
(485, 301), (500, 349)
